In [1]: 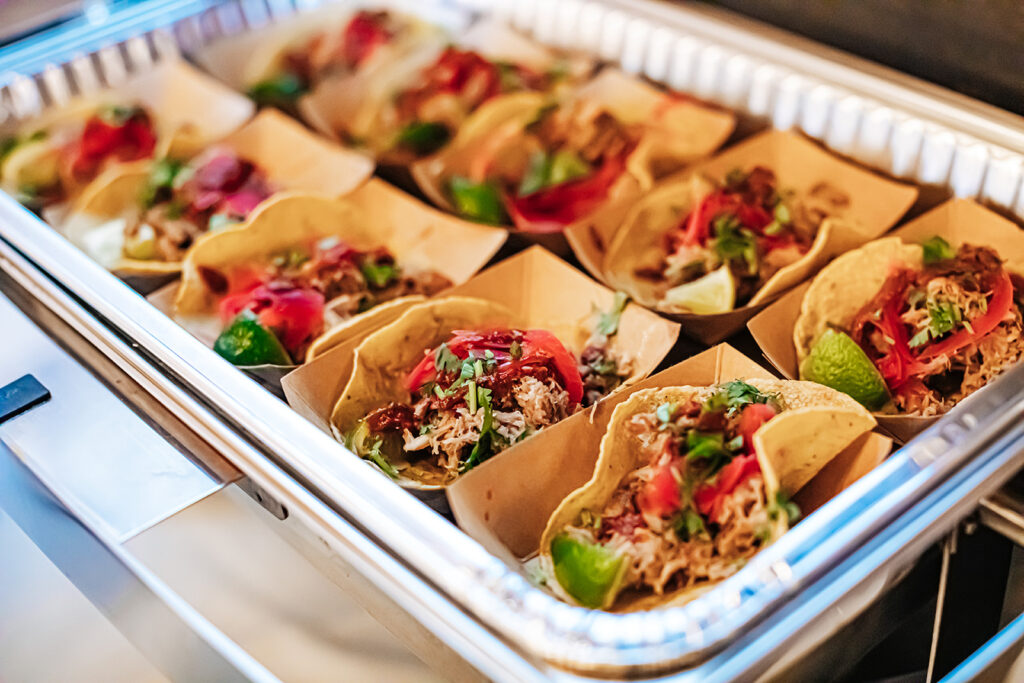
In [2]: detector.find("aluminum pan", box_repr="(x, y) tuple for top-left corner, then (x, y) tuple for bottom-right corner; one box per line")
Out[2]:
(2, 0), (1024, 676)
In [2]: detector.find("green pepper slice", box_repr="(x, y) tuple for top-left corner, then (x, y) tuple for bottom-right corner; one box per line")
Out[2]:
(448, 177), (508, 225)
(213, 310), (292, 366)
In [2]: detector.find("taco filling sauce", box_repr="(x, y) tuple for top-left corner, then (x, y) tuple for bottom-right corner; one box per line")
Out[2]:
(449, 101), (641, 231)
(350, 325), (626, 483)
(846, 240), (1023, 415)
(549, 381), (797, 609)
(123, 149), (275, 262)
(207, 238), (452, 364)
(645, 167), (848, 309)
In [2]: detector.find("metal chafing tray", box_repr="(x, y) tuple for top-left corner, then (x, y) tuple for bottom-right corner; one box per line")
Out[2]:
(2, 0), (1024, 679)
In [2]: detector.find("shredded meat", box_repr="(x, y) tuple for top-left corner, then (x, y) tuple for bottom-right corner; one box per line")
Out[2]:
(580, 474), (769, 595)
(849, 244), (1023, 415)
(398, 376), (572, 479)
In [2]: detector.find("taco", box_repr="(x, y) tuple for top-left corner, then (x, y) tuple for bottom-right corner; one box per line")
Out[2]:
(538, 379), (875, 611)
(173, 188), (505, 366)
(300, 19), (592, 165)
(61, 109), (376, 275)
(411, 69), (734, 234)
(0, 61), (254, 213)
(241, 9), (444, 112)
(1, 104), (162, 211)
(604, 163), (853, 317)
(795, 235), (1024, 416)
(333, 295), (635, 487)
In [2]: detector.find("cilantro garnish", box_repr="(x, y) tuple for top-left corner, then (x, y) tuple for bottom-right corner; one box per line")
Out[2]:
(704, 380), (777, 416)
(434, 343), (462, 374)
(596, 291), (629, 337)
(365, 438), (399, 479)
(360, 259), (399, 288)
(140, 158), (184, 208)
(922, 235), (955, 265)
(509, 340), (523, 360)
(461, 385), (497, 472)
(910, 299), (963, 347)
(685, 431), (729, 462)
(247, 73), (307, 110)
(712, 214), (759, 275)
(767, 491), (800, 524)
(673, 509), (708, 542)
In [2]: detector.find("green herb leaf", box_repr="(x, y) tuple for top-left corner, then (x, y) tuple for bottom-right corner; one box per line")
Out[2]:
(434, 343), (462, 375)
(247, 73), (307, 109)
(360, 259), (399, 288)
(704, 380), (777, 416)
(673, 509), (708, 542)
(461, 385), (496, 472)
(686, 431), (728, 461)
(366, 438), (399, 479)
(509, 339), (523, 360)
(922, 235), (955, 265)
(712, 214), (759, 275)
(396, 120), (451, 156)
(596, 291), (629, 337)
(140, 158), (184, 208)
(518, 149), (591, 196)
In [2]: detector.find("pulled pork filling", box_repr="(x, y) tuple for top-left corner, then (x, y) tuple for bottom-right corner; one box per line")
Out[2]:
(354, 325), (625, 482)
(642, 167), (849, 307)
(123, 149), (275, 262)
(555, 381), (797, 603)
(848, 241), (1024, 416)
(206, 239), (451, 361)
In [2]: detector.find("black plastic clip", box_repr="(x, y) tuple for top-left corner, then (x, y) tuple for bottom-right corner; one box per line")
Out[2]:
(0, 374), (51, 425)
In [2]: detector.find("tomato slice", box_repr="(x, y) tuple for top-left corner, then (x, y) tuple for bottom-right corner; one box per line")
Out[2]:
(917, 270), (1014, 362)
(520, 330), (584, 405)
(402, 328), (584, 405)
(693, 453), (761, 520)
(736, 403), (777, 454)
(67, 110), (157, 181)
(637, 460), (682, 518)
(342, 10), (391, 68)
(505, 155), (627, 233)
(219, 285), (324, 357)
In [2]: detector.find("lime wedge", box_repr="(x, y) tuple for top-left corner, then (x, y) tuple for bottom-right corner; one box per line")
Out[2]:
(800, 328), (890, 411)
(662, 265), (735, 314)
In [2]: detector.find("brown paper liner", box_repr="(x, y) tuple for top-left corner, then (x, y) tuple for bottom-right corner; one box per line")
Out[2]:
(448, 343), (891, 560)
(749, 198), (1024, 443)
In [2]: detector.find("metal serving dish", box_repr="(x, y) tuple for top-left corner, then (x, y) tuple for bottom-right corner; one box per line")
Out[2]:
(2, 0), (1024, 679)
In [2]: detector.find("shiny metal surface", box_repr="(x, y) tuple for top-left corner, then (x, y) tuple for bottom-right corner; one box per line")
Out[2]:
(0, 438), (279, 682)
(0, 271), (225, 543)
(2, 0), (1024, 677)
